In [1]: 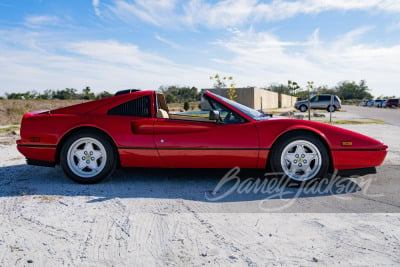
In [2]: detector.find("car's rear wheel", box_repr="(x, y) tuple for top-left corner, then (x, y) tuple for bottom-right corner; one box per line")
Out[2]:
(327, 105), (336, 112)
(299, 105), (308, 112)
(269, 132), (330, 184)
(60, 131), (117, 184)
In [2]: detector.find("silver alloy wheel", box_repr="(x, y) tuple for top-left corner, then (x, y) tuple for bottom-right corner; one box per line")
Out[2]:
(300, 105), (307, 112)
(328, 105), (335, 112)
(280, 140), (322, 181)
(66, 137), (107, 178)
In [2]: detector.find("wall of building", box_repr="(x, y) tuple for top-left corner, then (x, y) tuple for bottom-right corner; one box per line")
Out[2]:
(254, 88), (279, 110)
(280, 94), (298, 108)
(201, 87), (294, 110)
(201, 88), (255, 110)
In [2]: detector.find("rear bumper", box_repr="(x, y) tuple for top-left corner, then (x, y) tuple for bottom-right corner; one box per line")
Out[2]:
(17, 142), (57, 163)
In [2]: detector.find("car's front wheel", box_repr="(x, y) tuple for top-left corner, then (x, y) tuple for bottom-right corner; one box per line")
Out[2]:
(269, 132), (330, 184)
(60, 131), (117, 184)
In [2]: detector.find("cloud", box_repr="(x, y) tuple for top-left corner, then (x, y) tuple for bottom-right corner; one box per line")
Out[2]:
(0, 31), (216, 93)
(67, 40), (172, 71)
(24, 15), (59, 28)
(155, 34), (182, 49)
(107, 0), (177, 26)
(92, 0), (101, 16)
(211, 27), (400, 95)
(104, 0), (400, 29)
(183, 0), (256, 28)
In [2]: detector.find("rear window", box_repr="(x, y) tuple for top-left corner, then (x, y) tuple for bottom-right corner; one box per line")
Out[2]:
(108, 96), (151, 117)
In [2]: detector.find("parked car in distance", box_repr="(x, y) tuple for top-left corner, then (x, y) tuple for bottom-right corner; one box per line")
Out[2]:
(294, 94), (341, 112)
(381, 99), (388, 108)
(384, 98), (399, 108)
(367, 100), (375, 107)
(374, 99), (384, 107)
(360, 100), (369, 106)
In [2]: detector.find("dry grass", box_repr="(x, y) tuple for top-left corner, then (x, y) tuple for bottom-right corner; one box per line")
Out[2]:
(0, 99), (201, 125)
(0, 125), (20, 133)
(0, 99), (85, 125)
(167, 101), (201, 112)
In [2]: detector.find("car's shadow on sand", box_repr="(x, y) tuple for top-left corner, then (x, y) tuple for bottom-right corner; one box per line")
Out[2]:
(0, 164), (378, 203)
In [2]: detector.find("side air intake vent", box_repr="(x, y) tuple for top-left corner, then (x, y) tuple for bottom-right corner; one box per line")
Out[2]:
(108, 96), (150, 117)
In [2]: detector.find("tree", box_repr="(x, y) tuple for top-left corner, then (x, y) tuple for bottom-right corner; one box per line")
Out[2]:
(183, 101), (190, 111)
(226, 77), (237, 101)
(335, 80), (373, 100)
(159, 85), (199, 103)
(82, 86), (95, 100)
(209, 74), (226, 88)
(267, 83), (290, 94)
(6, 91), (37, 99)
(37, 89), (52, 99)
(210, 74), (237, 100)
(52, 88), (77, 99)
(96, 91), (113, 99)
(288, 80), (300, 95)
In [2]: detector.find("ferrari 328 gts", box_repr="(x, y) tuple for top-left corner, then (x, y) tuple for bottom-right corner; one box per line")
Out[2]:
(17, 90), (387, 184)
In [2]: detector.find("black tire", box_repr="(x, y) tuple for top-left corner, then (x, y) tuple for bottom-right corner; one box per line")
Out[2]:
(327, 105), (336, 112)
(299, 105), (308, 112)
(60, 131), (117, 184)
(269, 132), (330, 185)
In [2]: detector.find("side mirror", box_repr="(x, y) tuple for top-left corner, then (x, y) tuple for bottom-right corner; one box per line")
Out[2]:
(209, 110), (221, 122)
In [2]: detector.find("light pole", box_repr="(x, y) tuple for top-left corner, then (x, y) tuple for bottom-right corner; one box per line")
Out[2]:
(307, 81), (314, 121)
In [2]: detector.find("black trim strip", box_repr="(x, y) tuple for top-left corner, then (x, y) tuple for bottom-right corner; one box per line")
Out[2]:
(118, 147), (270, 151)
(27, 159), (55, 167)
(18, 144), (57, 148)
(331, 148), (386, 151)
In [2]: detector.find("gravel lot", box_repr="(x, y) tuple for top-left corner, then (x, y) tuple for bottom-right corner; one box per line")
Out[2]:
(0, 108), (399, 266)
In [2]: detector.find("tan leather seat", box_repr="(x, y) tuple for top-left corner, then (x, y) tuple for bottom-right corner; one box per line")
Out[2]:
(157, 109), (169, 119)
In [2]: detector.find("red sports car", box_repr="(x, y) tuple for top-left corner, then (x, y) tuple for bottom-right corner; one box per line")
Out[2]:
(17, 90), (387, 184)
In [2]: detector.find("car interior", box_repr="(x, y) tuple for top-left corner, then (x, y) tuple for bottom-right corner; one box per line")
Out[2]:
(156, 92), (216, 123)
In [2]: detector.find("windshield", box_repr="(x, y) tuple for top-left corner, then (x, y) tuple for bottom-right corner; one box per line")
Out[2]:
(208, 91), (264, 119)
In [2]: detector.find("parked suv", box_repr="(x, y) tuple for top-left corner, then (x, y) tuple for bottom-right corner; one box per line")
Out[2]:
(294, 94), (341, 112)
(374, 99), (384, 107)
(385, 98), (399, 108)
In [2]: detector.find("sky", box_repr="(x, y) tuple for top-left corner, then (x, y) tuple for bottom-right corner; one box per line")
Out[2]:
(1, 0), (400, 97)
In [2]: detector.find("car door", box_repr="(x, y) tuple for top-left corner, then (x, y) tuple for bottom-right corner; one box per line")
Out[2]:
(310, 95), (318, 109)
(101, 94), (167, 168)
(153, 113), (260, 168)
(318, 95), (330, 109)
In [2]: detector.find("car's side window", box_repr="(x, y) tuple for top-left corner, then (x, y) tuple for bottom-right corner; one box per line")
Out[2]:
(108, 96), (151, 117)
(208, 98), (245, 124)
(319, 95), (330, 101)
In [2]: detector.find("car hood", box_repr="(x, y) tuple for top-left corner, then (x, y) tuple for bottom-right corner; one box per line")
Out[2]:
(254, 118), (387, 151)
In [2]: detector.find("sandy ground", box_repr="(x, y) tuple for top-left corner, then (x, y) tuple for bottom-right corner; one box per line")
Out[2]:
(0, 123), (400, 266)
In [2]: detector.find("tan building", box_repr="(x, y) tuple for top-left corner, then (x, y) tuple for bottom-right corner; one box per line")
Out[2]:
(201, 87), (297, 111)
